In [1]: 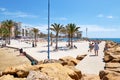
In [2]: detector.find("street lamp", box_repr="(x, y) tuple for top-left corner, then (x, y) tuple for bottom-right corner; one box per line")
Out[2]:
(47, 0), (50, 59)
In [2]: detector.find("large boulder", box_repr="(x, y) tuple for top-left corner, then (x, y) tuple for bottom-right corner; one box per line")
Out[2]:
(103, 52), (120, 63)
(2, 64), (32, 78)
(76, 54), (87, 60)
(0, 74), (26, 80)
(43, 59), (62, 64)
(103, 54), (113, 62)
(110, 55), (120, 63)
(115, 46), (120, 52)
(99, 70), (120, 80)
(59, 56), (79, 66)
(83, 74), (100, 80)
(103, 72), (120, 80)
(65, 66), (82, 79)
(106, 41), (117, 48)
(26, 71), (53, 80)
(105, 63), (120, 69)
(38, 63), (82, 80)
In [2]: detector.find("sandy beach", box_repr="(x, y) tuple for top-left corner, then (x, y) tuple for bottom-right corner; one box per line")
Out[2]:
(0, 47), (30, 71)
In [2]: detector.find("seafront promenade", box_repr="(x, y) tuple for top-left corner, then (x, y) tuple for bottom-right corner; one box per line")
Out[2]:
(7, 39), (105, 75)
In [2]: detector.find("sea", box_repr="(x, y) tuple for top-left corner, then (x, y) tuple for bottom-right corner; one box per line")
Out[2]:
(89, 38), (120, 43)
(57, 38), (120, 44)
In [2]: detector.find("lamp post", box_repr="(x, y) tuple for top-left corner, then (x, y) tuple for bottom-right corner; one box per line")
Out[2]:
(47, 0), (50, 59)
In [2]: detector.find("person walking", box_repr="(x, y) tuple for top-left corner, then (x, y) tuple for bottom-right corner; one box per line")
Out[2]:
(94, 42), (99, 56)
(88, 42), (94, 52)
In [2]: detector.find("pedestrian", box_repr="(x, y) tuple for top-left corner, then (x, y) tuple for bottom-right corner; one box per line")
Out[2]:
(32, 41), (34, 47)
(88, 42), (94, 52)
(94, 42), (99, 56)
(19, 48), (23, 55)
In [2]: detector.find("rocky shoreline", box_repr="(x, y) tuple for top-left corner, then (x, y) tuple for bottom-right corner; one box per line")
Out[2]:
(99, 41), (120, 80)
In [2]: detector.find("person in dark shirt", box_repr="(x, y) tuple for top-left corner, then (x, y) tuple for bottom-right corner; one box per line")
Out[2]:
(19, 48), (23, 55)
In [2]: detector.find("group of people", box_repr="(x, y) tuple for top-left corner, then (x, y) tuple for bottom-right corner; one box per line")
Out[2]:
(88, 41), (99, 56)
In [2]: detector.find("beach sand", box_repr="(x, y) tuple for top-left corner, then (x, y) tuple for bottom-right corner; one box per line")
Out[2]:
(0, 47), (30, 71)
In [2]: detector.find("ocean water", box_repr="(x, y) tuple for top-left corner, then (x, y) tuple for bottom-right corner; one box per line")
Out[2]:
(51, 38), (120, 43)
(90, 38), (120, 43)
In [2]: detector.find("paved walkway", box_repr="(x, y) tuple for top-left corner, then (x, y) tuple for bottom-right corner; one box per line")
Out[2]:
(75, 42), (105, 75)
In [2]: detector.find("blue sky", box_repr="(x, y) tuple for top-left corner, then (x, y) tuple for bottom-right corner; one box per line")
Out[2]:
(0, 0), (120, 38)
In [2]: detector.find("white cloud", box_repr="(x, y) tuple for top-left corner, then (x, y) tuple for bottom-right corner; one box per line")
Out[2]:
(0, 7), (6, 11)
(36, 24), (48, 33)
(97, 14), (115, 19)
(22, 23), (34, 27)
(2, 11), (37, 18)
(106, 16), (113, 19)
(22, 23), (48, 33)
(79, 25), (117, 32)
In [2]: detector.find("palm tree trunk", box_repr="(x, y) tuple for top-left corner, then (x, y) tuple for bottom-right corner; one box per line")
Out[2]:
(71, 35), (73, 48)
(35, 33), (37, 47)
(8, 28), (11, 45)
(55, 33), (58, 50)
(68, 34), (70, 47)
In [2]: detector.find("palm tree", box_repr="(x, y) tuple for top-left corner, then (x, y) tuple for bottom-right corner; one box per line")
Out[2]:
(50, 23), (63, 50)
(0, 27), (9, 44)
(67, 23), (80, 48)
(1, 20), (14, 45)
(32, 28), (39, 47)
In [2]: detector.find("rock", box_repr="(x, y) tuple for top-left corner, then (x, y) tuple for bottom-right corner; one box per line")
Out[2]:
(2, 67), (17, 75)
(107, 48), (115, 53)
(106, 41), (117, 48)
(106, 68), (120, 73)
(105, 63), (120, 69)
(37, 60), (44, 65)
(1, 57), (83, 80)
(16, 70), (29, 78)
(2, 64), (32, 78)
(99, 70), (110, 79)
(103, 73), (120, 80)
(99, 70), (120, 80)
(39, 63), (82, 80)
(65, 66), (82, 79)
(103, 54), (113, 62)
(101, 41), (120, 80)
(59, 56), (79, 66)
(115, 46), (120, 52)
(43, 59), (62, 64)
(83, 74), (100, 80)
(103, 51), (120, 63)
(76, 54), (87, 60)
(0, 74), (26, 80)
(26, 71), (53, 80)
